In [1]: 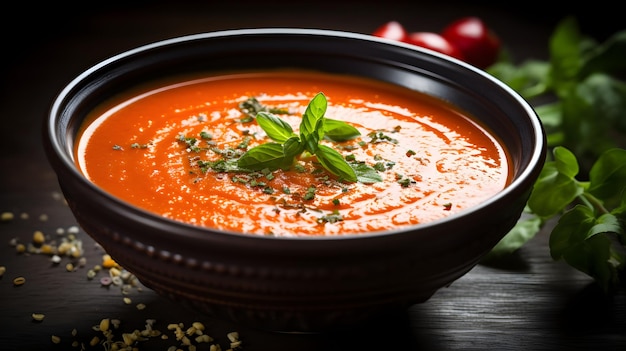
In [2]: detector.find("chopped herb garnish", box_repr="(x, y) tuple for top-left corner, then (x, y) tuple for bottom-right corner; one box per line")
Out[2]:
(368, 130), (399, 144)
(317, 210), (343, 224)
(396, 174), (415, 187)
(238, 96), (291, 122)
(303, 186), (317, 200)
(130, 143), (149, 149)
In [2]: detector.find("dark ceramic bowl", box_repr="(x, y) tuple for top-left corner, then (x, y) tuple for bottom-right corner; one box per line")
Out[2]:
(44, 28), (545, 332)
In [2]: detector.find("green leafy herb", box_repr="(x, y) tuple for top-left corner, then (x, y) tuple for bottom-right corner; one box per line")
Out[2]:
(237, 93), (382, 183)
(486, 17), (626, 292)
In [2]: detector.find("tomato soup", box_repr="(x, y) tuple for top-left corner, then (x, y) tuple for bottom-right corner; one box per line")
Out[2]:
(75, 70), (510, 236)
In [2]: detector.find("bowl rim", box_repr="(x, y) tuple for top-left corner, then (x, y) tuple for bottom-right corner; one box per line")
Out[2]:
(45, 27), (546, 242)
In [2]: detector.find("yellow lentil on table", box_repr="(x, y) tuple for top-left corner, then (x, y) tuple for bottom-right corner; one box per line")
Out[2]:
(51, 335), (61, 344)
(32, 313), (45, 322)
(0, 266), (6, 277)
(89, 336), (100, 346)
(99, 318), (110, 332)
(32, 231), (45, 245)
(13, 276), (26, 286)
(102, 254), (118, 269)
(1, 211), (14, 221)
(40, 244), (54, 255)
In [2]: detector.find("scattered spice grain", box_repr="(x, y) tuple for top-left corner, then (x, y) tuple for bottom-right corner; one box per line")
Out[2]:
(13, 276), (26, 286)
(1, 211), (14, 222)
(32, 231), (45, 245)
(32, 313), (45, 322)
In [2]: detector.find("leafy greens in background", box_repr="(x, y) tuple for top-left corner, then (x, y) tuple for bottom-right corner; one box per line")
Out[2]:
(485, 17), (626, 292)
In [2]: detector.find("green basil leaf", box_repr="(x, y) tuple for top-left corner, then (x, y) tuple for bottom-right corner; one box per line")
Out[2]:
(487, 60), (550, 99)
(553, 146), (579, 178)
(528, 147), (585, 217)
(323, 118), (361, 141)
(588, 148), (626, 204)
(237, 143), (286, 170)
(301, 118), (324, 155)
(588, 213), (623, 238)
(315, 144), (357, 182)
(351, 162), (383, 184)
(282, 136), (304, 162)
(550, 205), (623, 291)
(579, 30), (626, 78)
(300, 93), (327, 140)
(486, 215), (543, 258)
(256, 111), (295, 143)
(548, 16), (584, 95)
(549, 204), (596, 259)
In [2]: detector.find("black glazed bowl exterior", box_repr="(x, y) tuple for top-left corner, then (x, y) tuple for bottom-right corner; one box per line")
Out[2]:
(44, 28), (546, 332)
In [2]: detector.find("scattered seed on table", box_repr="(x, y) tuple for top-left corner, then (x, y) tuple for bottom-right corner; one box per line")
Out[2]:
(32, 313), (45, 322)
(192, 322), (205, 332)
(51, 335), (61, 344)
(1, 211), (14, 222)
(99, 318), (110, 332)
(103, 255), (117, 269)
(123, 297), (132, 305)
(13, 276), (26, 286)
(100, 276), (112, 286)
(89, 336), (100, 346)
(40, 244), (54, 255)
(39, 214), (48, 222)
(66, 263), (74, 272)
(0, 266), (6, 277)
(51, 255), (61, 264)
(32, 231), (45, 245)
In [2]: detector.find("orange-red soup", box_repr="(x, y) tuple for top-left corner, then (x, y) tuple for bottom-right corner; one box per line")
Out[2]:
(75, 70), (511, 236)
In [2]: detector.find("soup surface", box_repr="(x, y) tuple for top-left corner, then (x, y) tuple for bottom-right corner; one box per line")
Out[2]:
(75, 70), (510, 236)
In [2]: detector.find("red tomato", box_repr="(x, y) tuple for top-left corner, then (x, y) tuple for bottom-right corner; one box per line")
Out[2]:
(372, 21), (408, 42)
(441, 17), (500, 69)
(404, 32), (464, 60)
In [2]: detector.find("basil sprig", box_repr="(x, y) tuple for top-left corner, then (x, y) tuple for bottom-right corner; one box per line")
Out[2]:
(486, 17), (626, 292)
(238, 93), (381, 183)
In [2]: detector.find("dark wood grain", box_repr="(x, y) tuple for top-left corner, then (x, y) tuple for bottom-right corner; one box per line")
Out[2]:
(1, 2), (625, 350)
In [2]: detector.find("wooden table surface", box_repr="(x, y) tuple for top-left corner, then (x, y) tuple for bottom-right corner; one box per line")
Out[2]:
(1, 2), (625, 350)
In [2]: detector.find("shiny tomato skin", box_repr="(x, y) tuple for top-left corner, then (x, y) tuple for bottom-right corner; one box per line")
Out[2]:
(441, 17), (500, 68)
(372, 21), (408, 42)
(404, 32), (464, 60)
